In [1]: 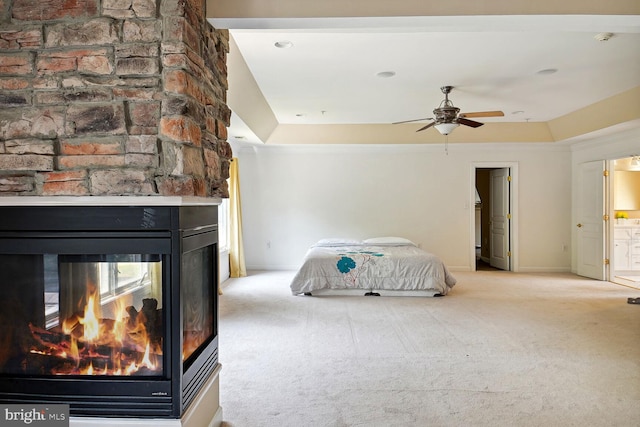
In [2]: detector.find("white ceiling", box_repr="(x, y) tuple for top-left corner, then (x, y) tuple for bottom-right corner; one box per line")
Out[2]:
(217, 14), (640, 144)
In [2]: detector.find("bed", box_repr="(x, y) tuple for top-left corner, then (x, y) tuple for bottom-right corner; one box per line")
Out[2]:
(290, 237), (457, 297)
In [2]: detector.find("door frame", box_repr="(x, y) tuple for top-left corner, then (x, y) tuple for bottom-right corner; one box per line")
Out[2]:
(607, 157), (640, 288)
(470, 162), (519, 272)
(607, 160), (618, 283)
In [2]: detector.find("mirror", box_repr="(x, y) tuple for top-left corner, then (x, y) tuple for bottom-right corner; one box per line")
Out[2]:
(614, 170), (640, 211)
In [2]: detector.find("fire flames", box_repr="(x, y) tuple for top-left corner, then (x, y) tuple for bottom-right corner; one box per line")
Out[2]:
(28, 291), (162, 376)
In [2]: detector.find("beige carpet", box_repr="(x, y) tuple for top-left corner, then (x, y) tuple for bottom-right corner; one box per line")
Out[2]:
(218, 270), (640, 427)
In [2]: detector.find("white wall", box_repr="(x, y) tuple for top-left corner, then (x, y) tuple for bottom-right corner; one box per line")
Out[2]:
(231, 141), (574, 272)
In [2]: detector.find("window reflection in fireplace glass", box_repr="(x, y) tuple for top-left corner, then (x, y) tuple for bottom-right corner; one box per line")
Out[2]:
(1, 254), (163, 377)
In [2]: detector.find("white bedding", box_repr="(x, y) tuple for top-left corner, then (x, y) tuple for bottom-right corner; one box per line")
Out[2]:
(290, 238), (457, 296)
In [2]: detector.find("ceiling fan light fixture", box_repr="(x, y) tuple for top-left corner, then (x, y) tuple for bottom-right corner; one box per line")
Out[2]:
(434, 122), (459, 135)
(394, 86), (501, 134)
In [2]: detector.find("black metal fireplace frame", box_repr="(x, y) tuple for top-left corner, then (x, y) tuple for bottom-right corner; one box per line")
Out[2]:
(0, 204), (219, 418)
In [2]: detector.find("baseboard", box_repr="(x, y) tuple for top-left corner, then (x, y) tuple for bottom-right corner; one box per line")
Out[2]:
(246, 264), (299, 271)
(517, 267), (572, 273)
(447, 265), (474, 272)
(245, 265), (573, 274)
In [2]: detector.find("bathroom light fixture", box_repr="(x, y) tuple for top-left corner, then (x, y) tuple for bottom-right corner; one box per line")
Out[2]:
(434, 122), (459, 135)
(631, 155), (640, 170)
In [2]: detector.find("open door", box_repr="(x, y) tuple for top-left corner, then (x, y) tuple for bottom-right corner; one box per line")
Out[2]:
(489, 168), (511, 270)
(576, 161), (606, 280)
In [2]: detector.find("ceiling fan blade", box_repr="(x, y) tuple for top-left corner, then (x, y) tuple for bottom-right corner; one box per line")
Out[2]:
(416, 122), (436, 132)
(392, 117), (432, 125)
(459, 111), (504, 118)
(458, 117), (484, 128)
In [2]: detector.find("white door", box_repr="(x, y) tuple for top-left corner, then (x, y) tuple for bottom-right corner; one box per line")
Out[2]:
(576, 161), (605, 280)
(490, 168), (510, 270)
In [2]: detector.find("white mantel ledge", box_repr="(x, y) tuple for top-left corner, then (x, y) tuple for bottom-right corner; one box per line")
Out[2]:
(0, 196), (222, 206)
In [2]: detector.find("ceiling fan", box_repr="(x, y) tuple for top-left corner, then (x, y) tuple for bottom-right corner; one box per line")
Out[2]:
(393, 86), (504, 135)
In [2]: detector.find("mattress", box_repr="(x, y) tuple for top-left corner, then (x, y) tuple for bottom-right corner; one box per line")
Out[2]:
(290, 237), (457, 296)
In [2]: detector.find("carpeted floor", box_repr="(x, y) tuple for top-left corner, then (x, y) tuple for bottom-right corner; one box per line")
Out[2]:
(217, 270), (640, 427)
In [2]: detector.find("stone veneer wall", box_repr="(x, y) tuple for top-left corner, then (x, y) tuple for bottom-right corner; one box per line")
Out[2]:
(0, 0), (231, 197)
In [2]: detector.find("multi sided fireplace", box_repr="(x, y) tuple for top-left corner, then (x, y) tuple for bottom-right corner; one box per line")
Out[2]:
(0, 203), (219, 418)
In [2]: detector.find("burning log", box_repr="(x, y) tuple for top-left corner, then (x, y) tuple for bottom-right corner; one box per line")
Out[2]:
(29, 323), (75, 356)
(126, 298), (163, 350)
(25, 298), (163, 376)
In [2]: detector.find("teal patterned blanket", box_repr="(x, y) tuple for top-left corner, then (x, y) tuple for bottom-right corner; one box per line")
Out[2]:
(290, 240), (456, 296)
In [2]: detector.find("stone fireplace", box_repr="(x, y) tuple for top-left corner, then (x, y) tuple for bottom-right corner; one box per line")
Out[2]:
(0, 0), (231, 199)
(0, 0), (230, 425)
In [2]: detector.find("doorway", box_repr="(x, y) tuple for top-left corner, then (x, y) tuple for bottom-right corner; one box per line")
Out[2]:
(471, 163), (518, 272)
(576, 156), (640, 288)
(609, 156), (640, 289)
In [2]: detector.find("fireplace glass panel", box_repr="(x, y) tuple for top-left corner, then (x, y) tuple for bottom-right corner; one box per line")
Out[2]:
(182, 245), (215, 367)
(1, 253), (164, 378)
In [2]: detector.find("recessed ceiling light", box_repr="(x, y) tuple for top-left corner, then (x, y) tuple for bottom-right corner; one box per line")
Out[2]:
(536, 68), (558, 75)
(274, 41), (293, 49)
(511, 110), (524, 115)
(376, 71), (396, 78)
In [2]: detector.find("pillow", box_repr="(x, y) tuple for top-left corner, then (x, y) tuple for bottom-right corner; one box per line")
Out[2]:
(313, 238), (363, 247)
(363, 237), (416, 246)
